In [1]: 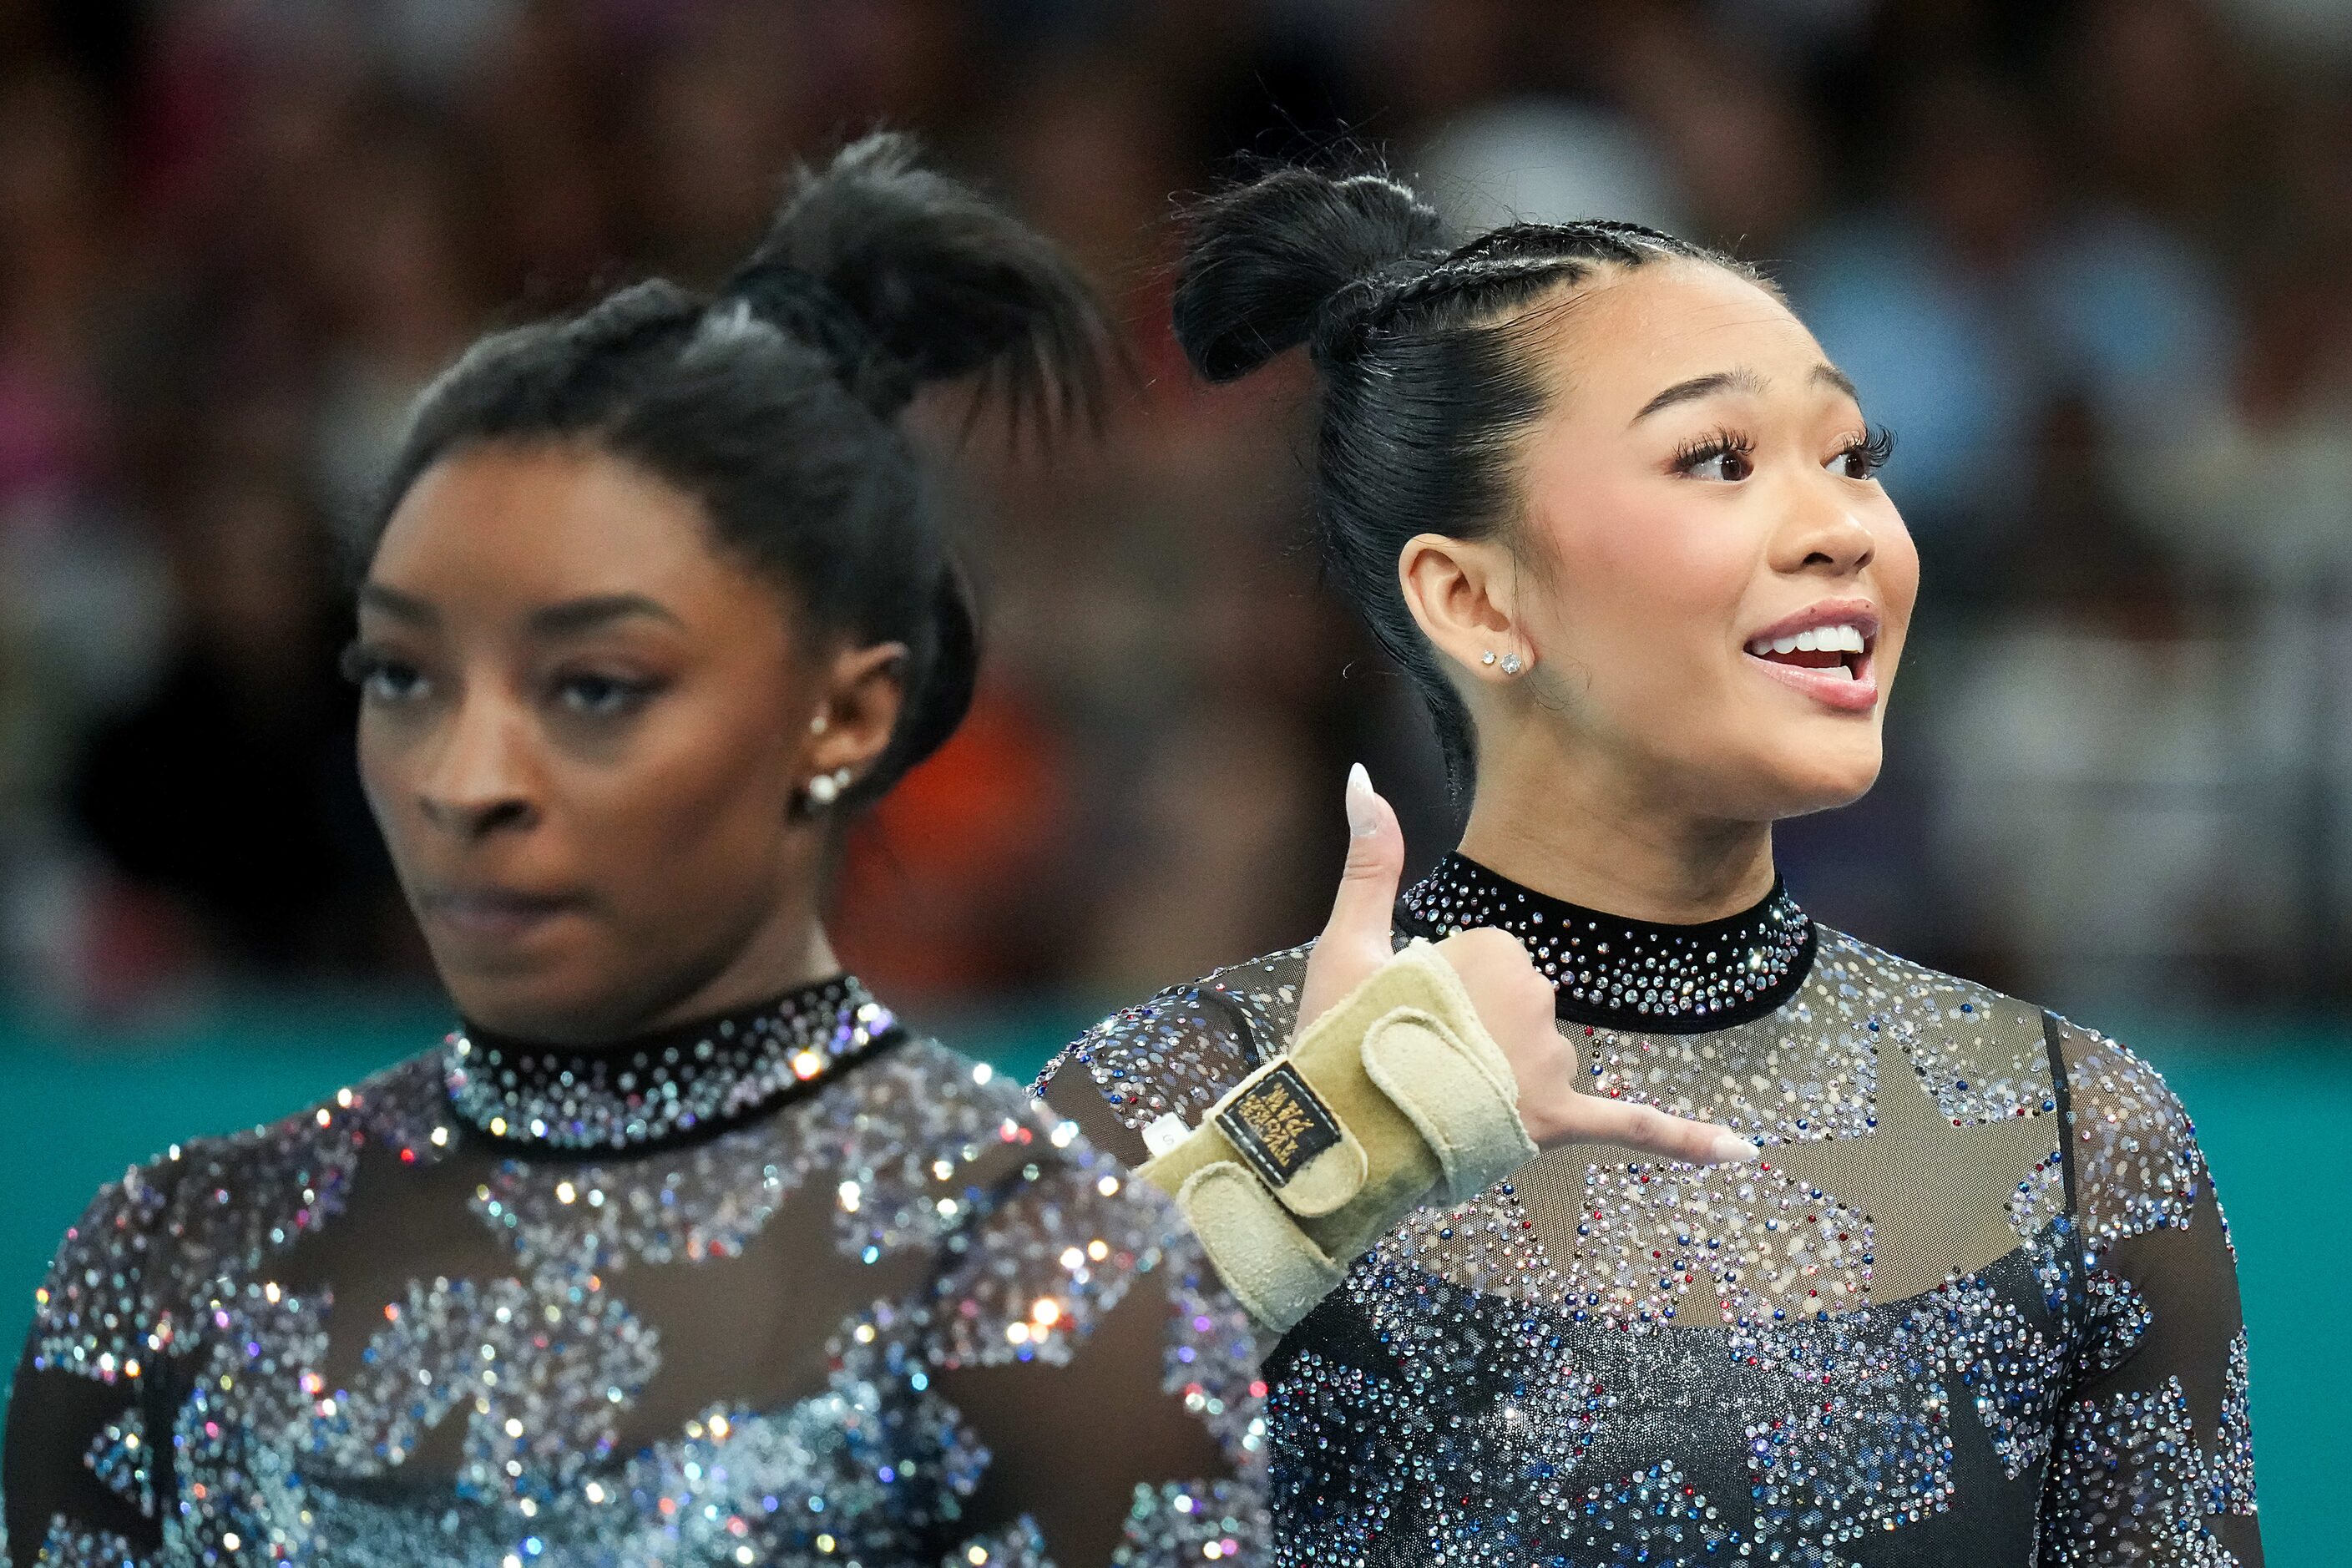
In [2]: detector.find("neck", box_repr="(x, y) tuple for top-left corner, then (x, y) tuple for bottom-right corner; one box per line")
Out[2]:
(490, 874), (842, 1050)
(1456, 740), (1776, 925)
(639, 917), (843, 1039)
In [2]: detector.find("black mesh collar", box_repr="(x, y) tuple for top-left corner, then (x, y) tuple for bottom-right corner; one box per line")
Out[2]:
(444, 975), (901, 1151)
(1397, 854), (1816, 1033)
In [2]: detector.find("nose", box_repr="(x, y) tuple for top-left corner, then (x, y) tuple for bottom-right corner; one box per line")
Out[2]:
(416, 690), (540, 841)
(1771, 477), (1877, 577)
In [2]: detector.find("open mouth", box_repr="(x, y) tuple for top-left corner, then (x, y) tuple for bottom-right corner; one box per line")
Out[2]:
(1743, 622), (1870, 682)
(1741, 614), (1880, 712)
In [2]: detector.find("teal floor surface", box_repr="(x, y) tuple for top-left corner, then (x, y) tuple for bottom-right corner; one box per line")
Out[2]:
(1, 1004), (2341, 1563)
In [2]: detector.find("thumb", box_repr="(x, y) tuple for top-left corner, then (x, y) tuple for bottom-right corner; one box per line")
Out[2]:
(1322, 762), (1404, 954)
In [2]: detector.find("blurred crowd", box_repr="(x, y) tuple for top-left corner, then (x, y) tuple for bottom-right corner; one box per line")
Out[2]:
(5, 0), (2352, 1023)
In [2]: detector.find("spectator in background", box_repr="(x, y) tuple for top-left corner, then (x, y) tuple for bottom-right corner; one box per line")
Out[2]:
(4, 0), (2352, 1016)
(70, 463), (396, 979)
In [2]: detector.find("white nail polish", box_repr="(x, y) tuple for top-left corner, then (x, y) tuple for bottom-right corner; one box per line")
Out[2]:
(1712, 1130), (1762, 1165)
(1345, 762), (1378, 837)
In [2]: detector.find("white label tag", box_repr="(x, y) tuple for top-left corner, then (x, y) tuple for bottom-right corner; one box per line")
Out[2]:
(1141, 1112), (1192, 1159)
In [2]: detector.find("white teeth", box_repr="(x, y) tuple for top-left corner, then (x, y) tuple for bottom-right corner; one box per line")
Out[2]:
(1748, 623), (1869, 657)
(1818, 663), (1855, 680)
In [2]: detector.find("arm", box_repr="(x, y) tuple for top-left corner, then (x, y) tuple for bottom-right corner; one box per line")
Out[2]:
(5, 1166), (180, 1568)
(2039, 1023), (2259, 1566)
(928, 1139), (1267, 1566)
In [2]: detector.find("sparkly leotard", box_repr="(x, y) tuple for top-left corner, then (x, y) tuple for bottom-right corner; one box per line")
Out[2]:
(1039, 855), (2261, 1566)
(6, 978), (1264, 1567)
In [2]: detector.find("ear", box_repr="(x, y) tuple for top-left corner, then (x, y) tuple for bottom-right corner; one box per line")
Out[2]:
(807, 640), (909, 782)
(1397, 532), (1533, 683)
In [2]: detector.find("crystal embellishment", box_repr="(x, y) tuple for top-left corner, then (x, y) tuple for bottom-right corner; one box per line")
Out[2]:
(444, 976), (898, 1150)
(1399, 852), (1816, 1029)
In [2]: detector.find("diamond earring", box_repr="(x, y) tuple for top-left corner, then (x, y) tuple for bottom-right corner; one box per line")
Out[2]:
(803, 766), (854, 808)
(1480, 651), (1498, 666)
(1500, 653), (1524, 675)
(809, 713), (830, 736)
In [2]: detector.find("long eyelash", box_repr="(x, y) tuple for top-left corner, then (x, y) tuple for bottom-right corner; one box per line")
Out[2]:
(1672, 427), (1755, 473)
(1845, 424), (1895, 475)
(338, 640), (383, 685)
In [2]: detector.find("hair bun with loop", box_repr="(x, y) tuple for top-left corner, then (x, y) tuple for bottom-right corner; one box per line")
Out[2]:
(734, 131), (1105, 429)
(1173, 168), (1448, 383)
(718, 260), (917, 416)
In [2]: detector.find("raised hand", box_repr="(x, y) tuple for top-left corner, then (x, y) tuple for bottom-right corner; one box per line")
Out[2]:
(1297, 765), (1759, 1165)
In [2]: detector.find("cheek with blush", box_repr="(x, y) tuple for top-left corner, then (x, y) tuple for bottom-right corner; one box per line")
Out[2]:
(1532, 488), (1759, 715)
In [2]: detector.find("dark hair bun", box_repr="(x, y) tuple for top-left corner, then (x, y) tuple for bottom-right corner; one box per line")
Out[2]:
(734, 132), (1105, 423)
(1172, 169), (1446, 382)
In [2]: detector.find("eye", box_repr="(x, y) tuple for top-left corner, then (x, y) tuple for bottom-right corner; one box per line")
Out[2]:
(1828, 425), (1894, 480)
(554, 671), (657, 717)
(341, 643), (429, 705)
(1673, 430), (1756, 483)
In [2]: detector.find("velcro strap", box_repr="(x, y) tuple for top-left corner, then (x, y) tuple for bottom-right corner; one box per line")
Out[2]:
(1360, 1000), (1535, 1206)
(1137, 940), (1538, 1331)
(1166, 1162), (1346, 1332)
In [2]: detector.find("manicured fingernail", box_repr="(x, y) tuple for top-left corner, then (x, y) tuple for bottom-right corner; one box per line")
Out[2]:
(1711, 1130), (1762, 1164)
(1345, 762), (1378, 837)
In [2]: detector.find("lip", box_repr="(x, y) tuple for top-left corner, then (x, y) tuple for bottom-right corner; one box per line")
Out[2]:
(417, 886), (587, 943)
(1743, 598), (1881, 649)
(1741, 597), (1883, 716)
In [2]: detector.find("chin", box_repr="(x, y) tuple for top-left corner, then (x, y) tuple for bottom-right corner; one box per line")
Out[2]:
(437, 961), (625, 1045)
(1764, 736), (1884, 818)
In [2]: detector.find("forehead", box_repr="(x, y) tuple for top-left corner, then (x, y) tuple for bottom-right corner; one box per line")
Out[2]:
(370, 444), (746, 611)
(1534, 261), (1825, 411)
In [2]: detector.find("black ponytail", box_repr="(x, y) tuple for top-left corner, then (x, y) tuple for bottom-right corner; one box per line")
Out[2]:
(1174, 167), (1758, 793)
(369, 131), (1105, 805)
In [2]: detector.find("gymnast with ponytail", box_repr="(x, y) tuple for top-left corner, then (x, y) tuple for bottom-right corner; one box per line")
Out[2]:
(1040, 165), (2260, 1565)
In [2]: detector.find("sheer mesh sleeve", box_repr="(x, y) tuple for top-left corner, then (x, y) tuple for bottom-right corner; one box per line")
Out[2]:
(1032, 951), (1306, 1168)
(5, 1159), (185, 1566)
(2039, 1022), (2260, 1566)
(999, 961), (1308, 1564)
(931, 1115), (1268, 1565)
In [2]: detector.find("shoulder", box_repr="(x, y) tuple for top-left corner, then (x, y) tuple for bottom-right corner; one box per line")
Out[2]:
(888, 1036), (1198, 1363)
(1031, 943), (1313, 1141)
(1817, 927), (2208, 1246)
(28, 1050), (445, 1377)
(877, 1034), (1070, 1143)
(2039, 1012), (2212, 1250)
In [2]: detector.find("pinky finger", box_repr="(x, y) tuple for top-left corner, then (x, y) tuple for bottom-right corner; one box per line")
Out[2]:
(1575, 1099), (1759, 1166)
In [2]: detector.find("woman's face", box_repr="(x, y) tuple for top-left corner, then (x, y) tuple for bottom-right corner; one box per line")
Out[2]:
(1501, 260), (1919, 821)
(355, 444), (844, 1043)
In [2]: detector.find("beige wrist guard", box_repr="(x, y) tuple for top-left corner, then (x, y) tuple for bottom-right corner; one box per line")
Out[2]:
(1138, 939), (1539, 1332)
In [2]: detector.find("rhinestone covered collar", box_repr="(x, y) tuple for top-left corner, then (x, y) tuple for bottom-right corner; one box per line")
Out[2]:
(1398, 853), (1817, 1033)
(444, 975), (901, 1151)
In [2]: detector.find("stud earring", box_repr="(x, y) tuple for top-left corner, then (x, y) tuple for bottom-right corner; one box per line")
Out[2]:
(1480, 651), (1498, 666)
(809, 713), (830, 736)
(1500, 653), (1524, 676)
(803, 766), (854, 808)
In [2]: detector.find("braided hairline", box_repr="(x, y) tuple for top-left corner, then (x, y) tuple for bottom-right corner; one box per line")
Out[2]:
(1368, 218), (1712, 331)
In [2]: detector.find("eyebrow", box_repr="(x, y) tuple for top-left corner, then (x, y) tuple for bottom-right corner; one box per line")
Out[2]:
(357, 583), (438, 625)
(527, 594), (685, 637)
(1631, 368), (1767, 424)
(1630, 363), (1863, 425)
(354, 586), (684, 636)
(1812, 362), (1860, 402)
